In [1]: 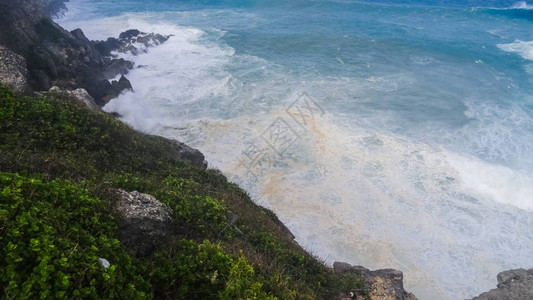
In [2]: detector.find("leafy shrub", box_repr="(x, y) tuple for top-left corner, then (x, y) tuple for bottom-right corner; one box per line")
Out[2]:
(0, 173), (150, 299)
(149, 240), (275, 299)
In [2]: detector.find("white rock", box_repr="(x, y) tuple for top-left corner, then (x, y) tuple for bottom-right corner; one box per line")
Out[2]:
(98, 257), (110, 269)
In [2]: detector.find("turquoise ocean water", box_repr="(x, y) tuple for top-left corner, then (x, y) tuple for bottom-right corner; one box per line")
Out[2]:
(57, 1), (533, 298)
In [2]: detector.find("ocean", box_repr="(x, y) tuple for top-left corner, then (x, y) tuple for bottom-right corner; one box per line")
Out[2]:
(56, 1), (533, 298)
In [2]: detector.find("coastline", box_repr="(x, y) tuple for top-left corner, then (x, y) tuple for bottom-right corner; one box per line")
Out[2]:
(0, 1), (419, 299)
(1, 0), (532, 299)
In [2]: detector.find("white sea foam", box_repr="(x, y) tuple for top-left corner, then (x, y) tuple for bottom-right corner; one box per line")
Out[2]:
(165, 112), (533, 299)
(445, 152), (533, 211)
(498, 40), (533, 61)
(58, 9), (236, 133)
(103, 21), (234, 132)
(510, 1), (533, 9)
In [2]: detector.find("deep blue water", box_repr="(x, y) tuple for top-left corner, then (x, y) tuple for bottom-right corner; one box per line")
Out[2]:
(58, 1), (533, 298)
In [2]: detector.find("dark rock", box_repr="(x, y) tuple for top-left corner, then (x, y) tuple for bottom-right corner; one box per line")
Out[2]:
(114, 189), (174, 257)
(0, 1), (171, 104)
(0, 44), (30, 93)
(78, 74), (111, 106)
(226, 212), (240, 225)
(333, 262), (418, 300)
(168, 139), (207, 168)
(103, 58), (134, 78)
(472, 268), (533, 300)
(32, 69), (51, 90)
(110, 75), (132, 95)
(93, 37), (120, 56)
(114, 30), (171, 55)
(119, 29), (141, 40)
(70, 28), (90, 43)
(136, 33), (168, 46)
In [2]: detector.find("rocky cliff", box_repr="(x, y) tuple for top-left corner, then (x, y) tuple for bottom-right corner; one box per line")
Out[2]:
(0, 0), (168, 105)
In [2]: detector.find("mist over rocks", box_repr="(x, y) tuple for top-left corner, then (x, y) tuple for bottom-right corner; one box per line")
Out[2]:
(0, 0), (168, 105)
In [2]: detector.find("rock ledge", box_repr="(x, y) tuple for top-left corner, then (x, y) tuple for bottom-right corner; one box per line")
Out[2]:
(334, 262), (418, 300)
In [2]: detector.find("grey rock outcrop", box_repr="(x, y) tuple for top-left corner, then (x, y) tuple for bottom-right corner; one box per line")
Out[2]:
(168, 139), (208, 168)
(472, 268), (533, 300)
(0, 45), (30, 93)
(48, 86), (100, 110)
(334, 262), (418, 300)
(114, 189), (174, 257)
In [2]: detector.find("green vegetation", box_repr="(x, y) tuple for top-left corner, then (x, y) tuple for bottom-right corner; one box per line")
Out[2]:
(0, 85), (366, 299)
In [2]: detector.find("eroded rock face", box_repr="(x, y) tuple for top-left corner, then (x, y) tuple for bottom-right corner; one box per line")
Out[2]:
(472, 268), (533, 300)
(334, 262), (418, 300)
(114, 189), (174, 257)
(0, 45), (30, 93)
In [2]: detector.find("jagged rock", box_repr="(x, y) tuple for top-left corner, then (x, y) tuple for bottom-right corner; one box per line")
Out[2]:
(168, 139), (207, 168)
(114, 75), (133, 93)
(119, 29), (141, 40)
(100, 75), (132, 104)
(0, 44), (30, 93)
(103, 58), (134, 78)
(0, 1), (168, 105)
(93, 37), (120, 56)
(114, 189), (174, 257)
(136, 33), (169, 46)
(70, 28), (90, 43)
(471, 268), (533, 300)
(334, 262), (418, 300)
(114, 30), (171, 55)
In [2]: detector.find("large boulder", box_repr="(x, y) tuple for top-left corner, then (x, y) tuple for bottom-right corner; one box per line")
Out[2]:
(0, 44), (30, 93)
(334, 262), (418, 300)
(114, 189), (174, 257)
(472, 268), (533, 300)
